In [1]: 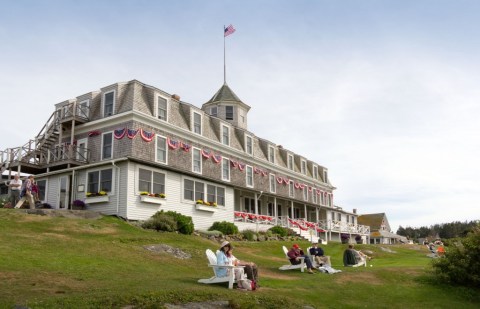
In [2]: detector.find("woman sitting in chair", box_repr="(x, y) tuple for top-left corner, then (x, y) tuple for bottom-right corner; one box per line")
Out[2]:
(216, 241), (244, 280)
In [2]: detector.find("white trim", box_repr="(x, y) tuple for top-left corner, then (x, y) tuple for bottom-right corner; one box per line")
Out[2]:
(268, 145), (275, 164)
(246, 165), (254, 188)
(221, 124), (230, 146)
(269, 173), (276, 193)
(221, 157), (230, 182)
(245, 134), (253, 156)
(210, 106), (218, 117)
(287, 153), (294, 171)
(136, 165), (166, 195)
(323, 170), (328, 183)
(86, 167), (115, 195)
(289, 181), (294, 197)
(192, 111), (202, 135)
(301, 159), (307, 175)
(192, 147), (202, 174)
(155, 135), (168, 165)
(101, 89), (116, 117)
(78, 99), (90, 118)
(313, 165), (318, 180)
(156, 95), (169, 121)
(76, 138), (88, 161)
(181, 175), (227, 207)
(101, 131), (113, 160)
(303, 187), (308, 201)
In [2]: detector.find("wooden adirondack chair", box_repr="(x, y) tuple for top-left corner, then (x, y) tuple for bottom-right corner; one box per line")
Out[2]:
(198, 249), (245, 289)
(278, 246), (306, 272)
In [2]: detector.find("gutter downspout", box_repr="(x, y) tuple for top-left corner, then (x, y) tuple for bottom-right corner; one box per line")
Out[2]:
(112, 160), (121, 216)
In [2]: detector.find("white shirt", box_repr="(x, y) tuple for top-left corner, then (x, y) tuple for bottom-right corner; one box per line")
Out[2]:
(10, 179), (22, 191)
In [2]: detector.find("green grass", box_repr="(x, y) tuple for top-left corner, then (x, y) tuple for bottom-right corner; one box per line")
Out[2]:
(0, 209), (479, 309)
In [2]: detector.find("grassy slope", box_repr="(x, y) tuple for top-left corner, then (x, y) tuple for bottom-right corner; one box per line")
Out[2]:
(0, 209), (478, 309)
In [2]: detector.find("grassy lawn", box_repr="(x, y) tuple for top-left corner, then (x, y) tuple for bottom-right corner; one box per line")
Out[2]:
(0, 209), (478, 309)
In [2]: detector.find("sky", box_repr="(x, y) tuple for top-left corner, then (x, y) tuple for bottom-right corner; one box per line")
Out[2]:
(1, 0), (479, 232)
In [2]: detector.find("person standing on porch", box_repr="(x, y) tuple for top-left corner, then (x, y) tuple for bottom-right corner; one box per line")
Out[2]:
(14, 175), (35, 209)
(8, 174), (22, 206)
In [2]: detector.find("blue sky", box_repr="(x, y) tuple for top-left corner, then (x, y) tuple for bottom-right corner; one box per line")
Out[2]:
(1, 0), (479, 231)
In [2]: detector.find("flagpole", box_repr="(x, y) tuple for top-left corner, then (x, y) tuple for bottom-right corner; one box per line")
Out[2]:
(223, 25), (226, 85)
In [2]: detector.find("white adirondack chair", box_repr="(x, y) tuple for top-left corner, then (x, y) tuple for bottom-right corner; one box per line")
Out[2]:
(198, 249), (245, 289)
(278, 245), (306, 272)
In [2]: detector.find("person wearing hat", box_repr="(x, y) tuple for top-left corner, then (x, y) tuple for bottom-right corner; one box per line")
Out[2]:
(216, 241), (245, 281)
(225, 244), (259, 284)
(309, 242), (331, 267)
(287, 244), (315, 274)
(14, 175), (36, 209)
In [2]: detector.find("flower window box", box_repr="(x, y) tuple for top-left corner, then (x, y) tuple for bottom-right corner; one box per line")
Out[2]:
(195, 203), (217, 213)
(140, 195), (164, 205)
(86, 196), (109, 204)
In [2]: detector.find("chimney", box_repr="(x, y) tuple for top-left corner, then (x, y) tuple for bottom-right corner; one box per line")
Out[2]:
(353, 208), (357, 214)
(171, 94), (180, 100)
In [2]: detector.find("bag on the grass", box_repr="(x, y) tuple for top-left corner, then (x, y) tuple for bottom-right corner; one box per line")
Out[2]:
(239, 279), (256, 291)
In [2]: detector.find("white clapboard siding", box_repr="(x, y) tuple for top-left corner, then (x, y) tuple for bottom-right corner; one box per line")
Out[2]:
(46, 175), (59, 208)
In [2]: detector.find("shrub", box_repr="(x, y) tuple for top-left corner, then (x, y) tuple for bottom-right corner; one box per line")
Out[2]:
(242, 229), (257, 241)
(431, 224), (480, 287)
(162, 211), (194, 235)
(209, 221), (238, 235)
(269, 225), (288, 237)
(142, 213), (177, 232)
(198, 230), (223, 237)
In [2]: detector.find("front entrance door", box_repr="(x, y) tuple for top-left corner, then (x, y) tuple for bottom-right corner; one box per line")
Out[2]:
(58, 176), (70, 209)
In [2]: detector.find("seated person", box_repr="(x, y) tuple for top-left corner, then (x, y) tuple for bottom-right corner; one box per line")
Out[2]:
(309, 242), (331, 266)
(226, 246), (259, 283)
(216, 241), (244, 280)
(343, 244), (366, 266)
(287, 244), (315, 274)
(436, 245), (445, 257)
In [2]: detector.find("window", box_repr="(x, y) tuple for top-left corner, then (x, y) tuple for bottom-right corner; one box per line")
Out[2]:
(76, 138), (88, 161)
(324, 170), (328, 183)
(157, 96), (167, 121)
(328, 194), (332, 206)
(303, 187), (308, 201)
(320, 192), (325, 205)
(246, 165), (253, 187)
(192, 148), (202, 174)
(277, 204), (282, 216)
(288, 181), (294, 197)
(244, 197), (255, 213)
(245, 135), (253, 155)
(313, 165), (318, 180)
(78, 99), (89, 118)
(225, 106), (233, 120)
(267, 203), (274, 216)
(139, 168), (165, 194)
(36, 179), (47, 201)
(351, 216), (355, 225)
(287, 154), (294, 170)
(210, 106), (217, 117)
(337, 213), (341, 221)
(87, 168), (113, 193)
(156, 135), (167, 164)
(221, 125), (230, 146)
(269, 174), (276, 193)
(346, 215), (350, 223)
(331, 212), (335, 221)
(222, 157), (230, 181)
(312, 190), (317, 204)
(268, 146), (275, 163)
(301, 160), (307, 175)
(184, 179), (225, 206)
(101, 132), (113, 160)
(193, 112), (202, 135)
(103, 91), (115, 117)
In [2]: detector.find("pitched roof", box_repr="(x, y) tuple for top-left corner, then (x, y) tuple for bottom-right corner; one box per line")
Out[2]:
(357, 213), (387, 230)
(203, 83), (251, 110)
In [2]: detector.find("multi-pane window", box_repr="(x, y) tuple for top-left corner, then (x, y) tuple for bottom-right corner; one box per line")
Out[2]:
(351, 216), (355, 225)
(225, 106), (233, 120)
(193, 112), (202, 134)
(303, 187), (308, 201)
(313, 191), (317, 204)
(337, 213), (341, 221)
(268, 146), (275, 163)
(192, 148), (202, 173)
(222, 125), (229, 146)
(267, 203), (274, 216)
(103, 91), (114, 117)
(320, 193), (325, 205)
(324, 171), (328, 183)
(156, 136), (167, 164)
(222, 158), (230, 181)
(244, 197), (255, 213)
(87, 169), (112, 193)
(246, 166), (253, 187)
(184, 179), (225, 206)
(102, 132), (113, 160)
(288, 154), (294, 171)
(139, 168), (165, 194)
(245, 135), (253, 155)
(331, 212), (335, 220)
(211, 106), (217, 117)
(269, 174), (276, 193)
(313, 165), (318, 180)
(289, 181), (294, 197)
(157, 96), (167, 121)
(78, 100), (89, 118)
(301, 160), (307, 175)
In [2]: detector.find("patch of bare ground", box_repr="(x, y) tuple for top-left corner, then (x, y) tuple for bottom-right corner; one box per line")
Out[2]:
(334, 272), (384, 285)
(1, 271), (89, 295)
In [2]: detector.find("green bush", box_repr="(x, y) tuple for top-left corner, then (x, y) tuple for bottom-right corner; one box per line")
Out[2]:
(142, 213), (177, 232)
(162, 211), (194, 235)
(431, 224), (480, 287)
(198, 230), (223, 237)
(209, 221), (238, 235)
(242, 229), (257, 241)
(269, 225), (288, 237)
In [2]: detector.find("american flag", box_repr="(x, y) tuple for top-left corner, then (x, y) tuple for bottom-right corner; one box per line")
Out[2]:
(224, 24), (236, 37)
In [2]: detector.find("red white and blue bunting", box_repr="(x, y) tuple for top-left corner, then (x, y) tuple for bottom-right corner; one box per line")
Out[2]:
(114, 128), (126, 139)
(180, 142), (191, 152)
(127, 129), (138, 139)
(238, 163), (246, 171)
(88, 130), (101, 137)
(167, 138), (179, 149)
(201, 149), (212, 158)
(140, 129), (155, 142)
(212, 154), (222, 164)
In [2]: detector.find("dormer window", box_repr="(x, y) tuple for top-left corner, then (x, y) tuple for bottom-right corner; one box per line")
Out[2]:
(225, 106), (234, 120)
(193, 112), (202, 135)
(323, 170), (328, 183)
(313, 165), (318, 180)
(268, 145), (275, 163)
(301, 160), (307, 175)
(103, 91), (115, 117)
(157, 96), (167, 121)
(245, 135), (253, 155)
(221, 124), (230, 146)
(288, 154), (294, 171)
(211, 106), (218, 117)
